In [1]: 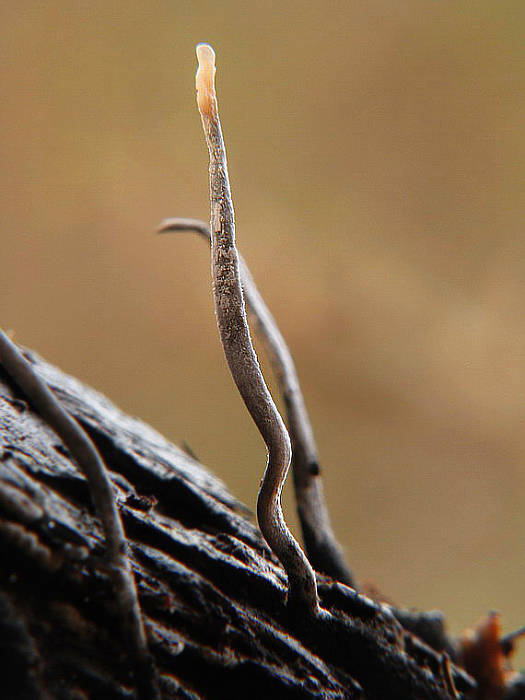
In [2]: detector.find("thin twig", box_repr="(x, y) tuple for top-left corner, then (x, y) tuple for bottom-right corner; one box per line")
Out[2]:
(0, 329), (159, 700)
(157, 217), (354, 587)
(500, 624), (525, 656)
(441, 652), (460, 698)
(194, 43), (319, 615)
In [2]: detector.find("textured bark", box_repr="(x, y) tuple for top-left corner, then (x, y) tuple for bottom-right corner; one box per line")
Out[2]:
(0, 348), (498, 699)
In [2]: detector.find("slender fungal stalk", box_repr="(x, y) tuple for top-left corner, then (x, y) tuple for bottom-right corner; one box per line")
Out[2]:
(194, 43), (319, 614)
(0, 330), (159, 700)
(157, 217), (354, 587)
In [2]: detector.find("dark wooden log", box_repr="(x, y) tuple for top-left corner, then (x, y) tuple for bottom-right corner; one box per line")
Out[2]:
(0, 349), (482, 699)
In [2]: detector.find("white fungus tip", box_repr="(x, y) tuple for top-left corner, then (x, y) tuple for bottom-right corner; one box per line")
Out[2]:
(196, 43), (216, 117)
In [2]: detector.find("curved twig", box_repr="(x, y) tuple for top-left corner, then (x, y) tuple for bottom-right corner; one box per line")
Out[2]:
(0, 330), (159, 700)
(194, 43), (319, 615)
(157, 217), (354, 587)
(441, 653), (460, 698)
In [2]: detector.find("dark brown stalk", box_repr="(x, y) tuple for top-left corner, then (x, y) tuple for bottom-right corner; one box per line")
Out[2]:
(194, 43), (319, 614)
(157, 217), (355, 587)
(0, 329), (159, 700)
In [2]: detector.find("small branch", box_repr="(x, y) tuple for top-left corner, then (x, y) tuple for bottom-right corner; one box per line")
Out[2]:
(194, 43), (319, 615)
(0, 329), (159, 700)
(441, 653), (460, 699)
(500, 625), (525, 656)
(158, 217), (355, 587)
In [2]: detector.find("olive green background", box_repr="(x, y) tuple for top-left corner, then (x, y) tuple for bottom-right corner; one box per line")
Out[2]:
(2, 1), (524, 663)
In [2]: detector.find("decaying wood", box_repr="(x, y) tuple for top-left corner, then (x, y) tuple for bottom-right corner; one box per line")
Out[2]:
(0, 329), (159, 700)
(1, 346), (508, 700)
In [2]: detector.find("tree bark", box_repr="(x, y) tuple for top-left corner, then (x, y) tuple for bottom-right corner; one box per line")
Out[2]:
(0, 348), (508, 699)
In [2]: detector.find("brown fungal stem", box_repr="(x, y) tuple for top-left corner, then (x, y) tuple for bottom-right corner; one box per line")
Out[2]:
(194, 43), (319, 614)
(0, 329), (159, 700)
(158, 217), (354, 587)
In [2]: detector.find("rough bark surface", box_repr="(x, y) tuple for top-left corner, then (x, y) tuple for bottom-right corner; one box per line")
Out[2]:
(0, 349), (488, 699)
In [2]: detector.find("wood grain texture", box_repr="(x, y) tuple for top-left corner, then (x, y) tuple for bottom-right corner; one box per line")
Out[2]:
(0, 348), (497, 699)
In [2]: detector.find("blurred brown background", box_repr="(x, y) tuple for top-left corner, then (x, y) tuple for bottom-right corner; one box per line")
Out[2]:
(2, 1), (524, 661)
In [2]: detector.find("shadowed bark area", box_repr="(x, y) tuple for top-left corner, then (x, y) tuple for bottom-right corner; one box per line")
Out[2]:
(0, 348), (498, 699)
